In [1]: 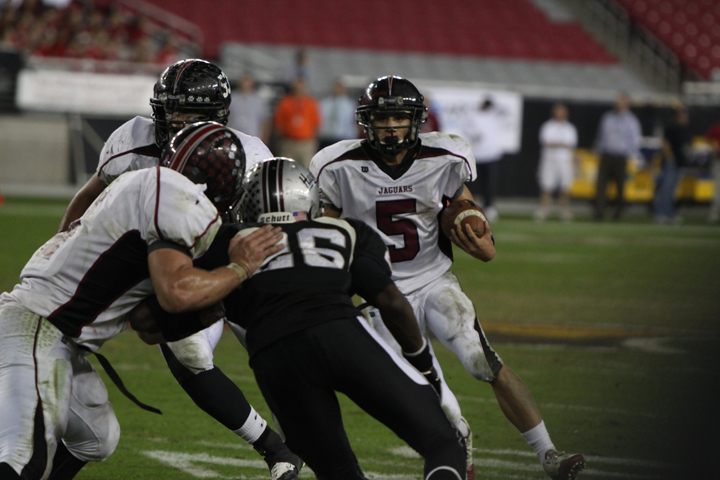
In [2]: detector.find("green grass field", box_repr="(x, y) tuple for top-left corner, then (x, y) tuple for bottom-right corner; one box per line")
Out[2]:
(1, 198), (719, 479)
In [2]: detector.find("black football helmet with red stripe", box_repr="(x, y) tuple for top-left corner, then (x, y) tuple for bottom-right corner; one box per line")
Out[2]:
(151, 59), (231, 147)
(161, 122), (245, 218)
(240, 158), (319, 224)
(356, 75), (428, 155)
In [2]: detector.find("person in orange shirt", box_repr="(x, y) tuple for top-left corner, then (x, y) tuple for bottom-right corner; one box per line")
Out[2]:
(273, 77), (322, 167)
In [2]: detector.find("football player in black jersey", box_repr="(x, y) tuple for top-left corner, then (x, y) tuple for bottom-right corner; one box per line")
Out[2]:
(133, 158), (468, 480)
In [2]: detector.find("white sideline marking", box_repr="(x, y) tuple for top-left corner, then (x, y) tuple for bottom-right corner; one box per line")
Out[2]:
(141, 441), (679, 479)
(143, 451), (267, 479)
(195, 440), (254, 451)
(621, 337), (685, 354)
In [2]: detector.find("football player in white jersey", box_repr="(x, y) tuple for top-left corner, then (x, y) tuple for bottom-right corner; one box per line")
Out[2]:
(0, 123), (284, 480)
(55, 60), (303, 480)
(310, 76), (586, 480)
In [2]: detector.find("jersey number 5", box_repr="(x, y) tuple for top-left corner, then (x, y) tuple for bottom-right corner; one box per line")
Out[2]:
(376, 200), (419, 263)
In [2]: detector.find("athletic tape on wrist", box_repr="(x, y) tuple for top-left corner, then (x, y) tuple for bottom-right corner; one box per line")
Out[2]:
(226, 262), (248, 282)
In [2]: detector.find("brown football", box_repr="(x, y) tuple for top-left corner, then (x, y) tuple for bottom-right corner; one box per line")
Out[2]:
(440, 199), (487, 238)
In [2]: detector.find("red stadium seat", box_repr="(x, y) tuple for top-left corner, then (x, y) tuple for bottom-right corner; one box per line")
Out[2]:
(615, 0), (720, 79)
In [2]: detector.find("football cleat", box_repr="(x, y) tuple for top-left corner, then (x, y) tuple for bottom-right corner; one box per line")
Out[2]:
(263, 446), (303, 480)
(270, 460), (300, 480)
(253, 429), (304, 480)
(543, 450), (586, 480)
(459, 417), (475, 480)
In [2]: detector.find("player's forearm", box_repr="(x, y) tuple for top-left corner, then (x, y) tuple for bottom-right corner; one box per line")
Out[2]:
(155, 266), (242, 313)
(58, 198), (92, 232)
(374, 285), (424, 353)
(58, 174), (108, 232)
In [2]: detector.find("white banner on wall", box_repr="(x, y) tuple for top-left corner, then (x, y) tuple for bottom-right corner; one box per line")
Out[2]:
(16, 70), (155, 116)
(421, 85), (523, 154)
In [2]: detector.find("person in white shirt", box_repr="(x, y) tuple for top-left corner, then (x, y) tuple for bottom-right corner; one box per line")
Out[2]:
(465, 98), (504, 222)
(535, 103), (578, 221)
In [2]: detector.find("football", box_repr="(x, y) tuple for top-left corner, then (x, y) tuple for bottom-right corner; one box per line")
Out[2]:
(440, 199), (487, 238)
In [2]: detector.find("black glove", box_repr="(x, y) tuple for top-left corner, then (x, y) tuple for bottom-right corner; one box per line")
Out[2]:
(403, 341), (442, 398)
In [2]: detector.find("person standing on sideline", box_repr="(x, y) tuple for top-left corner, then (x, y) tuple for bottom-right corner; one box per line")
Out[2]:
(593, 92), (642, 221)
(273, 77), (322, 167)
(535, 103), (578, 222)
(653, 105), (690, 223)
(318, 78), (357, 151)
(465, 98), (504, 222)
(311, 76), (586, 480)
(227, 74), (271, 145)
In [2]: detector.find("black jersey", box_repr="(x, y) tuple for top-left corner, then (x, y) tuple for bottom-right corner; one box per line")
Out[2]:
(194, 216), (392, 358)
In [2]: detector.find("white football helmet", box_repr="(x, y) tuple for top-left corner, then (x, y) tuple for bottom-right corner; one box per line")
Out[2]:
(240, 158), (320, 223)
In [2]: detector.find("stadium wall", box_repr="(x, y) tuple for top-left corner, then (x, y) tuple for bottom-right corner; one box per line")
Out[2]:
(0, 114), (70, 191)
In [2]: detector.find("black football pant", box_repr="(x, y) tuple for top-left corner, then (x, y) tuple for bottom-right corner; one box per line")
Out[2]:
(251, 318), (466, 480)
(594, 153), (628, 220)
(470, 160), (500, 208)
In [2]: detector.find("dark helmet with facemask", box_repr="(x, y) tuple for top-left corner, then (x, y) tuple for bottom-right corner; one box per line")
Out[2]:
(356, 76), (428, 155)
(150, 59), (231, 147)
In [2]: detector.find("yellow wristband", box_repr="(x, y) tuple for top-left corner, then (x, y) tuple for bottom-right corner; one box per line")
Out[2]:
(225, 262), (248, 283)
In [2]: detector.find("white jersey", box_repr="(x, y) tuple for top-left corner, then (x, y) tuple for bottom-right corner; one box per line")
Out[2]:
(466, 110), (503, 163)
(2, 167), (221, 350)
(539, 119), (577, 165)
(97, 116), (273, 185)
(310, 132), (476, 294)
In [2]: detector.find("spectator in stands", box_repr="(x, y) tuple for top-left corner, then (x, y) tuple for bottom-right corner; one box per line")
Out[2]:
(705, 121), (720, 224)
(465, 97), (504, 222)
(0, 1), (186, 66)
(317, 78), (357, 150)
(227, 74), (271, 145)
(153, 33), (181, 65)
(105, 7), (128, 43)
(130, 35), (154, 63)
(126, 12), (151, 43)
(653, 105), (690, 223)
(593, 92), (641, 221)
(273, 77), (322, 167)
(419, 95), (441, 134)
(535, 103), (578, 222)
